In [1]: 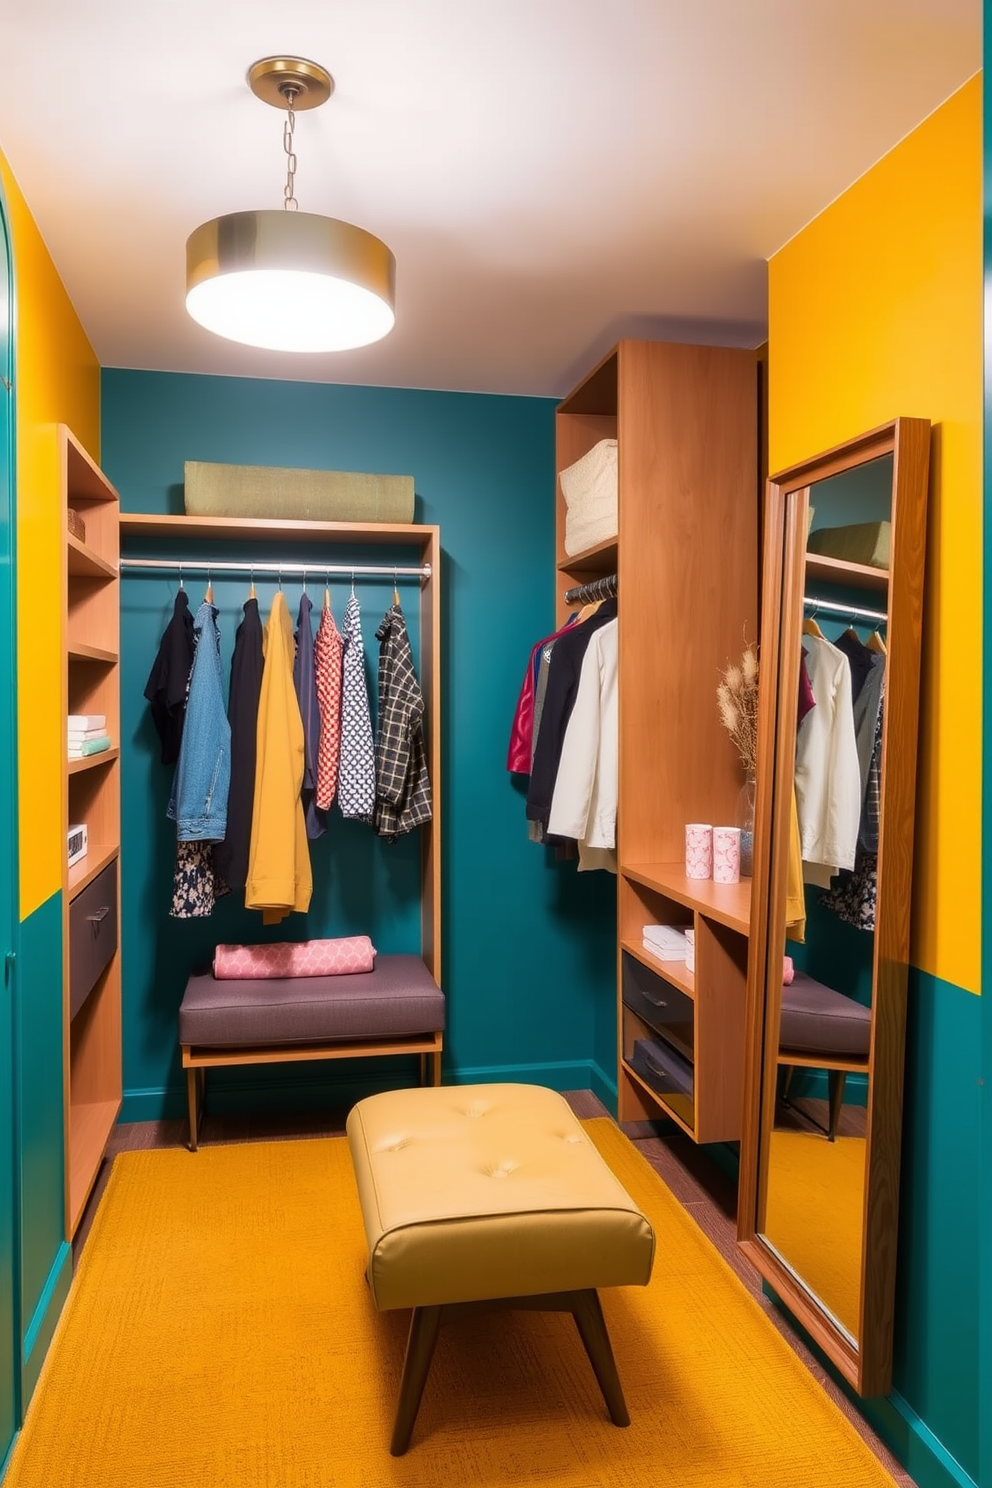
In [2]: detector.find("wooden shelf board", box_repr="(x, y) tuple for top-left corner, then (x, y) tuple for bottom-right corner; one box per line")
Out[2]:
(67, 845), (119, 901)
(67, 534), (118, 580)
(67, 643), (118, 664)
(67, 748), (119, 775)
(621, 863), (751, 935)
(620, 938), (695, 1000)
(119, 513), (439, 549)
(67, 1097), (121, 1235)
(620, 1058), (696, 1139)
(805, 552), (889, 594)
(63, 427), (120, 506)
(556, 536), (618, 575)
(778, 1050), (870, 1074)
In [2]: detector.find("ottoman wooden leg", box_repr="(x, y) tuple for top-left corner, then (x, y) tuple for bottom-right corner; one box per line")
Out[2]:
(391, 1305), (442, 1456)
(571, 1289), (630, 1427)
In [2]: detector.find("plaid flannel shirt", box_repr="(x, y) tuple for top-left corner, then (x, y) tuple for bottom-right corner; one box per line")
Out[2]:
(373, 603), (432, 840)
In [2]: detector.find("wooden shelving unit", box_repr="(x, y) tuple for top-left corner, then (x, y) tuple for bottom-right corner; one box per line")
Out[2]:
(553, 341), (759, 1144)
(61, 426), (122, 1237)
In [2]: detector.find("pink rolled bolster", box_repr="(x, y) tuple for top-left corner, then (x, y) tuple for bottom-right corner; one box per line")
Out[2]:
(213, 937), (376, 979)
(783, 955), (794, 985)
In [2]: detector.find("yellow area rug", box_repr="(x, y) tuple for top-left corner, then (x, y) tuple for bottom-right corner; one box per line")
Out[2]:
(764, 1130), (866, 1339)
(5, 1119), (896, 1488)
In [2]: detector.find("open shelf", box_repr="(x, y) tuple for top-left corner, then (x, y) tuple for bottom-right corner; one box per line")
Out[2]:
(805, 552), (889, 594)
(67, 748), (119, 775)
(621, 863), (751, 935)
(67, 844), (119, 901)
(67, 642), (118, 664)
(67, 1098), (121, 1232)
(620, 937), (695, 999)
(556, 535), (618, 575)
(67, 535), (118, 581)
(119, 513), (438, 549)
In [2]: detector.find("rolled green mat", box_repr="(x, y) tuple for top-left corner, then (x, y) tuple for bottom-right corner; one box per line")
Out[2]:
(184, 461), (415, 524)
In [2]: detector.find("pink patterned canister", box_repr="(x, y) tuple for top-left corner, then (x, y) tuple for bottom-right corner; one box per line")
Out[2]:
(685, 824), (713, 880)
(712, 827), (741, 884)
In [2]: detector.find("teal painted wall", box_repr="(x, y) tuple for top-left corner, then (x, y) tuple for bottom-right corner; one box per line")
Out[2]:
(101, 369), (618, 1116)
(889, 969), (981, 1486)
(16, 895), (65, 1342)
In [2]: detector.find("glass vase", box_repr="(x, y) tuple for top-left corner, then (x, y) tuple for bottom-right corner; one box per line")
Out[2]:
(736, 773), (756, 878)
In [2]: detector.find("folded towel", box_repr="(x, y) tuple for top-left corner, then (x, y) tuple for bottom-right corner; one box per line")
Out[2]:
(212, 936), (377, 979)
(642, 925), (689, 956)
(783, 955), (794, 985)
(68, 736), (111, 758)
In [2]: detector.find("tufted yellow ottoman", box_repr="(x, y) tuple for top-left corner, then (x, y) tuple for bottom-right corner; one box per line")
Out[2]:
(346, 1083), (655, 1453)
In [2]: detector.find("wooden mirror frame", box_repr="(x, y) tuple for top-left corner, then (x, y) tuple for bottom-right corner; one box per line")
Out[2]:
(737, 417), (931, 1397)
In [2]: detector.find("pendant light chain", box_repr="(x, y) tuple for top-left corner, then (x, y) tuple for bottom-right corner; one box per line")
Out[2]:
(282, 86), (300, 211)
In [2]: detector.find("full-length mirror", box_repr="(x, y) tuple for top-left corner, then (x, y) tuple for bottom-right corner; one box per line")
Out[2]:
(738, 419), (931, 1396)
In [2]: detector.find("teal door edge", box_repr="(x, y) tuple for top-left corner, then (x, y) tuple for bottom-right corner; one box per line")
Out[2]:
(980, 40), (992, 1488)
(0, 170), (23, 1455)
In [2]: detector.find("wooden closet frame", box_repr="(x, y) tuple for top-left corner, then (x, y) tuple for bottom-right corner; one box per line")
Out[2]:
(61, 426), (123, 1237)
(553, 340), (760, 1144)
(119, 514), (443, 1111)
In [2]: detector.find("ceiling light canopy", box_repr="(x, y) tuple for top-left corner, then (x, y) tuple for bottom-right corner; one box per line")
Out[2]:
(185, 57), (395, 354)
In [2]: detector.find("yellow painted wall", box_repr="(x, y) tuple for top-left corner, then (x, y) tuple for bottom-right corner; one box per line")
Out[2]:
(0, 151), (100, 920)
(768, 75), (982, 994)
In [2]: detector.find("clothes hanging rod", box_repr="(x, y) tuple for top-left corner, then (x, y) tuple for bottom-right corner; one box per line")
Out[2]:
(120, 558), (431, 581)
(562, 572), (618, 605)
(804, 594), (887, 624)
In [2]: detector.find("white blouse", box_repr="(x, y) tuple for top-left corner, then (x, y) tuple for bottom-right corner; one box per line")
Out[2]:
(795, 634), (862, 874)
(547, 618), (618, 862)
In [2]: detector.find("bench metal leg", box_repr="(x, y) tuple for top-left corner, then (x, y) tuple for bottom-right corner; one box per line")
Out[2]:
(827, 1069), (847, 1142)
(186, 1066), (205, 1152)
(391, 1305), (442, 1455)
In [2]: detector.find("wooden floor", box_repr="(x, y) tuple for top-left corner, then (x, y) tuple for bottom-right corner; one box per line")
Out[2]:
(74, 1091), (914, 1488)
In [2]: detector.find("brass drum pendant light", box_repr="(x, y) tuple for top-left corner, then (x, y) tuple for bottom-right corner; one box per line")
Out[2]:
(185, 57), (395, 353)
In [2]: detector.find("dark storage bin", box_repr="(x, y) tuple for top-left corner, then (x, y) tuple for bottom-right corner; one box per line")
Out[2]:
(68, 861), (117, 1020)
(631, 1036), (694, 1103)
(622, 952), (694, 1062)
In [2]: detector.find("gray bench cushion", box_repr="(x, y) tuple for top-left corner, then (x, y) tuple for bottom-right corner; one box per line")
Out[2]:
(779, 971), (871, 1058)
(179, 953), (444, 1049)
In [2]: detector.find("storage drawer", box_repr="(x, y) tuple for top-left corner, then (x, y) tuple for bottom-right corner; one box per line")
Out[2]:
(69, 861), (117, 1020)
(631, 1036), (695, 1115)
(622, 952), (694, 1062)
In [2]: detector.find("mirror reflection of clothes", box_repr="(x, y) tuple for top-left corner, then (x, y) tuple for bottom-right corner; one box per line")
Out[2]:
(794, 634), (861, 876)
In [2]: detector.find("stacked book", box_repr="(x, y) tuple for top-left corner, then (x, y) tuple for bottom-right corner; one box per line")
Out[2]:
(68, 714), (111, 760)
(642, 923), (689, 961)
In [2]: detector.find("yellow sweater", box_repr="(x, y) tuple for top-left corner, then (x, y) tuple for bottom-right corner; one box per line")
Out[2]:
(245, 591), (312, 923)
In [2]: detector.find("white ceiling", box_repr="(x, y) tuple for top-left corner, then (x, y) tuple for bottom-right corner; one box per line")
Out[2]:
(0, 1), (981, 397)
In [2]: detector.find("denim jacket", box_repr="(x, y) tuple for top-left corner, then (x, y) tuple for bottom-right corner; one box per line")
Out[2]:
(168, 601), (231, 841)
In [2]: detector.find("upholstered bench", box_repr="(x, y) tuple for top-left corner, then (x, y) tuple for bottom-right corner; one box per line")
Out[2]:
(778, 971), (872, 1140)
(179, 954), (445, 1150)
(347, 1083), (656, 1454)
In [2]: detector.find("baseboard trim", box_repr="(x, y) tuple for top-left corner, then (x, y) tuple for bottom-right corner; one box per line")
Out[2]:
(857, 1393), (978, 1488)
(21, 1241), (71, 1406)
(764, 1283), (977, 1488)
(120, 1060), (615, 1125)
